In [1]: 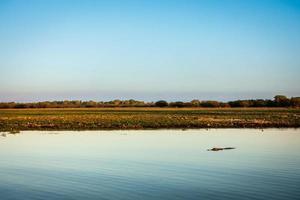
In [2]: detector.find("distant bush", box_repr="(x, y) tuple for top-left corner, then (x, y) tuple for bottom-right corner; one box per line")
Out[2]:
(219, 102), (230, 108)
(0, 95), (298, 109)
(290, 97), (300, 107)
(228, 100), (251, 107)
(200, 101), (220, 107)
(169, 101), (185, 108)
(14, 104), (28, 108)
(155, 100), (168, 107)
(190, 100), (201, 107)
(274, 95), (290, 107)
(250, 99), (267, 107)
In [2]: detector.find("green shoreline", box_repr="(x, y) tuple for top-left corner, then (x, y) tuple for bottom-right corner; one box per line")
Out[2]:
(1, 108), (299, 132)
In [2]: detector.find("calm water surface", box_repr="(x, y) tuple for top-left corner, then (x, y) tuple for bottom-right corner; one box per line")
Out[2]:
(0, 129), (299, 200)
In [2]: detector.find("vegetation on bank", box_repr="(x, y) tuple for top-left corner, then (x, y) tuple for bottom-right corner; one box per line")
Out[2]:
(0, 108), (299, 132)
(0, 95), (299, 109)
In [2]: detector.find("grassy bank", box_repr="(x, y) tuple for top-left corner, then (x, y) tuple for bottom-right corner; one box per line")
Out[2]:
(0, 108), (299, 132)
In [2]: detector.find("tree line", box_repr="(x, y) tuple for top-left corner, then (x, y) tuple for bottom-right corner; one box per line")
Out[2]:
(0, 95), (299, 109)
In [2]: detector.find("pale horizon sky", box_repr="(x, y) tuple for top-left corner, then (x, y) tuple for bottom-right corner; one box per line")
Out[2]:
(0, 0), (300, 102)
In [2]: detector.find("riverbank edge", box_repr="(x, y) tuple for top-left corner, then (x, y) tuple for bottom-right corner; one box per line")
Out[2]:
(1, 125), (300, 133)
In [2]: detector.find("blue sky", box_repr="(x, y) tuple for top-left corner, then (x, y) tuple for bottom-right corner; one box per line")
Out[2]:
(0, 0), (299, 102)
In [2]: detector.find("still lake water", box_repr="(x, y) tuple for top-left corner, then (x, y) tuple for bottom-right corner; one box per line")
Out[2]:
(0, 129), (299, 200)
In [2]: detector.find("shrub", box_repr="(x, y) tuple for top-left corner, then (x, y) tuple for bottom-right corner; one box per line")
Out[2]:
(200, 101), (220, 107)
(155, 100), (168, 107)
(274, 95), (290, 107)
(290, 97), (300, 107)
(169, 101), (185, 108)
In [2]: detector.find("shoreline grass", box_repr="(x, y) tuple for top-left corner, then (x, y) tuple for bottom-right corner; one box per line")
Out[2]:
(0, 108), (299, 132)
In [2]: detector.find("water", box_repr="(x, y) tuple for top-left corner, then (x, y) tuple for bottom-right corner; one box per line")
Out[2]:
(0, 129), (299, 200)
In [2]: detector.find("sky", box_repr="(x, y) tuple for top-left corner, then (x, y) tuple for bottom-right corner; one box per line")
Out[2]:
(0, 0), (299, 102)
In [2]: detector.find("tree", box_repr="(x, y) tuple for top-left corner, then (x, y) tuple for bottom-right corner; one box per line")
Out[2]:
(251, 99), (267, 107)
(238, 100), (251, 107)
(15, 103), (28, 108)
(290, 97), (300, 107)
(228, 100), (251, 107)
(169, 101), (185, 108)
(112, 99), (121, 106)
(155, 100), (168, 107)
(200, 101), (220, 107)
(219, 102), (230, 107)
(84, 101), (97, 108)
(190, 99), (201, 107)
(274, 95), (290, 107)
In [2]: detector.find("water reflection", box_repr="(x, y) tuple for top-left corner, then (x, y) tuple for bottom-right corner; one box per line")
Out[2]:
(0, 129), (299, 200)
